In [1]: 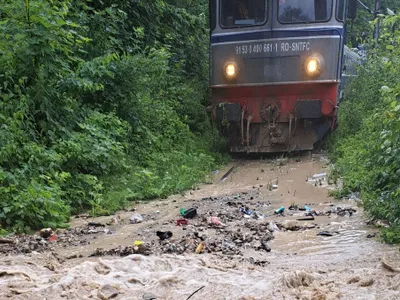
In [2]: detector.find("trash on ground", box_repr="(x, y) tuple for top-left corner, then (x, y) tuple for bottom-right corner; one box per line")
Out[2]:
(297, 216), (315, 221)
(40, 228), (53, 239)
(130, 213), (144, 224)
(182, 208), (197, 219)
(109, 215), (121, 225)
(134, 241), (144, 246)
(90, 244), (151, 257)
(88, 222), (106, 227)
(195, 242), (205, 254)
(208, 216), (226, 227)
(337, 208), (357, 217)
(49, 234), (57, 242)
(267, 222), (280, 232)
(156, 231), (173, 240)
(275, 206), (285, 214)
(317, 231), (339, 237)
(312, 173), (327, 179)
(176, 219), (189, 226)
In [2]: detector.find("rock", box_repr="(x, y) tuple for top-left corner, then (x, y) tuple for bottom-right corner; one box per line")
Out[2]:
(97, 284), (119, 300)
(347, 276), (361, 284)
(127, 278), (145, 285)
(95, 261), (111, 275)
(359, 278), (374, 287)
(281, 220), (300, 231)
(142, 293), (157, 300)
(367, 233), (378, 238)
(262, 232), (274, 242)
(381, 257), (400, 272)
(261, 241), (271, 252)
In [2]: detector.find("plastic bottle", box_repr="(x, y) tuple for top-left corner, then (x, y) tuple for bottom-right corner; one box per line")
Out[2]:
(275, 206), (285, 214)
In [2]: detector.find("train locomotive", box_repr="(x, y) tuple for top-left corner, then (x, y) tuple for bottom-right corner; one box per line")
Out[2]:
(208, 0), (359, 153)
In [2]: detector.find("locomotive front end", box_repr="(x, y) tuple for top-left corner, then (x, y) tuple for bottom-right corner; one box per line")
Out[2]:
(210, 0), (349, 152)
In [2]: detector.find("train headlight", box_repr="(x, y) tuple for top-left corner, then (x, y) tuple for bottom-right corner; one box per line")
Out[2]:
(224, 62), (238, 79)
(304, 54), (324, 77)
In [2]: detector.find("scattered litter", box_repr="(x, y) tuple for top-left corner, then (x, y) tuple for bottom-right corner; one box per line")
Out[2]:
(317, 231), (339, 237)
(297, 216), (315, 221)
(88, 222), (106, 227)
(176, 219), (189, 226)
(109, 215), (121, 225)
(195, 242), (205, 254)
(182, 208), (197, 219)
(275, 206), (285, 214)
(130, 214), (144, 224)
(49, 234), (57, 242)
(272, 184), (279, 190)
(312, 173), (327, 179)
(156, 231), (173, 241)
(90, 244), (151, 257)
(134, 241), (144, 246)
(39, 228), (53, 239)
(337, 208), (357, 217)
(208, 217), (226, 227)
(267, 222), (280, 232)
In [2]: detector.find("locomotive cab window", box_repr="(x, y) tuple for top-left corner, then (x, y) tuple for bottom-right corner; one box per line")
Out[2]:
(220, 0), (267, 28)
(336, 0), (345, 21)
(278, 0), (333, 23)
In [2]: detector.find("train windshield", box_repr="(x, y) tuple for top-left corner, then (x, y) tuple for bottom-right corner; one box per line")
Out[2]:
(278, 0), (333, 23)
(220, 0), (267, 28)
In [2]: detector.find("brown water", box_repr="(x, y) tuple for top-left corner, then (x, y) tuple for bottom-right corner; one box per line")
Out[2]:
(1, 154), (400, 299)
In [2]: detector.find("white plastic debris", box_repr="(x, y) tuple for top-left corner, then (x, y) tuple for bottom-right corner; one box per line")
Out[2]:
(312, 173), (327, 179)
(130, 213), (144, 224)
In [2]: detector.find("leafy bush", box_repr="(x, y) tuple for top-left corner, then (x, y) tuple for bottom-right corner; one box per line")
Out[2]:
(329, 13), (400, 243)
(0, 0), (225, 231)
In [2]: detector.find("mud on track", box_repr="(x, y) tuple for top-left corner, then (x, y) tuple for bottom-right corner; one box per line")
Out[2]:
(1, 153), (400, 299)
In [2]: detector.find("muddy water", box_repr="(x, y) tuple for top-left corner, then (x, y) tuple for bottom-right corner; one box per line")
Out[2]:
(1, 154), (400, 299)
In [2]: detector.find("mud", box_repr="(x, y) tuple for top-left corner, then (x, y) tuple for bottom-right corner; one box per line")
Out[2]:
(1, 153), (400, 299)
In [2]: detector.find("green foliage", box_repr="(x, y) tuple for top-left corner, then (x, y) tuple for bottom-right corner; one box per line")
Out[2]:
(330, 13), (400, 243)
(0, 0), (225, 231)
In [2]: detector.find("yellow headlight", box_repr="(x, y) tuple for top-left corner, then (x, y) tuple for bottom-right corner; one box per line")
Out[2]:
(225, 63), (237, 79)
(304, 54), (324, 77)
(306, 59), (318, 73)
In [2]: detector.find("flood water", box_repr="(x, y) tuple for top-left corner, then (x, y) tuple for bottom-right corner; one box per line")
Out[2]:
(1, 154), (399, 299)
